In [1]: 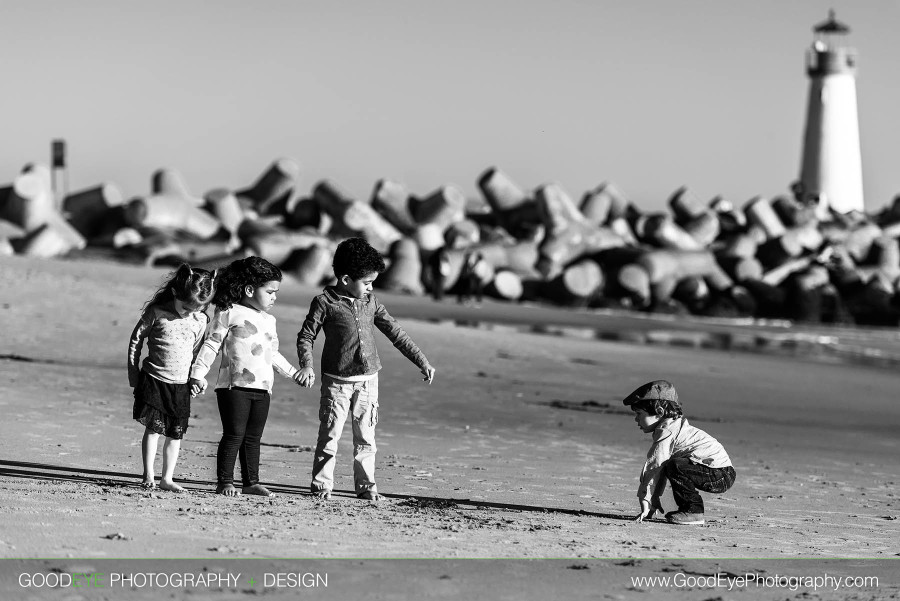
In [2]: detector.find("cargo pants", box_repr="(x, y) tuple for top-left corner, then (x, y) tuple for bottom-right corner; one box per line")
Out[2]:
(310, 374), (379, 496)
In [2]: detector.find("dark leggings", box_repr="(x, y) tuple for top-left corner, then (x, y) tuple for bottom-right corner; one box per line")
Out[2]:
(663, 457), (736, 514)
(216, 387), (271, 487)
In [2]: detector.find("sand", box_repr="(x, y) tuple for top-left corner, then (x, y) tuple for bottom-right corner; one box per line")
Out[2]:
(0, 254), (898, 599)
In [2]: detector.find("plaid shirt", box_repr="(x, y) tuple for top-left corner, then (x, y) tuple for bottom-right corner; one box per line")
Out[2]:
(297, 286), (429, 378)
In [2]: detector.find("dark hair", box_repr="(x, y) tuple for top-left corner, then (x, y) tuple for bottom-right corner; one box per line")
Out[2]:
(212, 256), (282, 310)
(332, 237), (386, 280)
(630, 398), (683, 420)
(143, 264), (216, 313)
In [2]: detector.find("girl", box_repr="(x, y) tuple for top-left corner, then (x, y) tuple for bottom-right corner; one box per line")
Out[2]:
(189, 256), (302, 497)
(128, 264), (216, 492)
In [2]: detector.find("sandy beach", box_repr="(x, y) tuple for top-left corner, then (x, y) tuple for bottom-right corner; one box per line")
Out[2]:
(1, 254), (898, 599)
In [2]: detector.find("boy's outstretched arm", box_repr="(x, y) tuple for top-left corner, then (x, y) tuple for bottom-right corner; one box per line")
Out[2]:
(421, 363), (436, 384)
(372, 297), (432, 378)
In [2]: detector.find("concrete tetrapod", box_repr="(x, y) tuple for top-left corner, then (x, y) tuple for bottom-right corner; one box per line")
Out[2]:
(63, 183), (124, 239)
(541, 258), (604, 306)
(485, 269), (523, 301)
(410, 185), (466, 232)
(282, 244), (335, 287)
(579, 182), (628, 227)
(476, 166), (541, 239)
(444, 219), (481, 249)
(633, 213), (702, 251)
(124, 194), (222, 240)
(438, 240), (540, 292)
(4, 168), (86, 256)
(3, 169), (56, 232)
(370, 179), (416, 234)
(668, 186), (708, 223)
(378, 238), (425, 295)
(744, 196), (786, 240)
(238, 219), (331, 267)
(631, 249), (734, 304)
(235, 159), (301, 215)
(534, 183), (626, 278)
(204, 188), (246, 242)
(312, 180), (402, 254)
(151, 169), (204, 206)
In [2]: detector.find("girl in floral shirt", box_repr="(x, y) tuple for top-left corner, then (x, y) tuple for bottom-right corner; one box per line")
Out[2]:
(190, 256), (302, 497)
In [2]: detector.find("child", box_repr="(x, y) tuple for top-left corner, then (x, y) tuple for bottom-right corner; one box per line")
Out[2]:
(189, 256), (302, 497)
(128, 264), (216, 492)
(296, 237), (436, 501)
(622, 380), (736, 525)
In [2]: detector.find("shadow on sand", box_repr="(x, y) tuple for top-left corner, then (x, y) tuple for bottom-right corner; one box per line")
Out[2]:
(0, 459), (635, 522)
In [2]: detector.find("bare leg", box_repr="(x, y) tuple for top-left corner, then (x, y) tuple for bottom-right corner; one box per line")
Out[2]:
(158, 438), (185, 493)
(141, 428), (160, 488)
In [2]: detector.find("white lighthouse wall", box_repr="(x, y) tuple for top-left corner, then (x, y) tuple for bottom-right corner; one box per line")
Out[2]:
(800, 73), (865, 215)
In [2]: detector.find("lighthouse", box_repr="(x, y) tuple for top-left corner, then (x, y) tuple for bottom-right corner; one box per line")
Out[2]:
(798, 10), (864, 216)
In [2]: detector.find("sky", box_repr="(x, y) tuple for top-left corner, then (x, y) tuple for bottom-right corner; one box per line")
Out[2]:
(1, 0), (898, 212)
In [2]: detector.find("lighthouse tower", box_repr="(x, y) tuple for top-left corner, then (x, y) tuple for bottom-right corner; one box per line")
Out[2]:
(799, 10), (864, 215)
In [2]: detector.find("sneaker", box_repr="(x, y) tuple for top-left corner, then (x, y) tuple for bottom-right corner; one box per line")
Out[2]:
(666, 511), (705, 525)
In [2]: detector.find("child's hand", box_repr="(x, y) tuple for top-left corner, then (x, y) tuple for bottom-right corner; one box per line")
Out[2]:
(421, 364), (435, 385)
(189, 377), (207, 397)
(296, 367), (316, 388)
(634, 498), (662, 523)
(634, 498), (664, 522)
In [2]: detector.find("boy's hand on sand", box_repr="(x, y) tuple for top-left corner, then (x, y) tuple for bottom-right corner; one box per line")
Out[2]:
(297, 367), (316, 388)
(634, 499), (656, 522)
(189, 378), (207, 397)
(421, 364), (435, 385)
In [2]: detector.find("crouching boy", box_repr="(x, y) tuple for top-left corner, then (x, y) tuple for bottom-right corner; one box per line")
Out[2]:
(623, 379), (736, 525)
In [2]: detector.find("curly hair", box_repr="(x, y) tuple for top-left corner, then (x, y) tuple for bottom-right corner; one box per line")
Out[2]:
(211, 256), (282, 310)
(632, 398), (684, 420)
(143, 264), (216, 313)
(332, 237), (386, 280)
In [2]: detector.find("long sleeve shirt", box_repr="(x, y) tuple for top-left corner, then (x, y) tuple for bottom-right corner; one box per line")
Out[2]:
(127, 303), (208, 386)
(638, 417), (732, 503)
(190, 303), (298, 393)
(297, 287), (429, 379)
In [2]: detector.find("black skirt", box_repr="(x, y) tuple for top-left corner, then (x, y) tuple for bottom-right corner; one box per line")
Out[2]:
(133, 371), (191, 439)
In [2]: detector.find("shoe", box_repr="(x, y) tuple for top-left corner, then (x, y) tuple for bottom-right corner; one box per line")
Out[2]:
(666, 511), (705, 525)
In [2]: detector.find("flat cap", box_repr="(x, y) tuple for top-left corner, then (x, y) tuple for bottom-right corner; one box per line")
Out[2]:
(622, 380), (678, 407)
